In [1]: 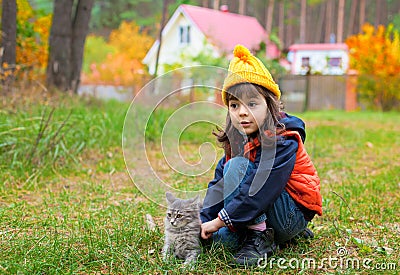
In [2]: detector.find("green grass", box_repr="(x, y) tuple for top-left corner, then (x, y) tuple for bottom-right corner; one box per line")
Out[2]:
(0, 93), (128, 184)
(1, 94), (399, 274)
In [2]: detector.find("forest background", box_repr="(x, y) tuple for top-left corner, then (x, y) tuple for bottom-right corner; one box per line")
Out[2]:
(1, 0), (400, 110)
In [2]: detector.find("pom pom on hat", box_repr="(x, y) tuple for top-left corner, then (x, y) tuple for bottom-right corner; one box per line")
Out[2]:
(233, 45), (251, 61)
(222, 44), (281, 105)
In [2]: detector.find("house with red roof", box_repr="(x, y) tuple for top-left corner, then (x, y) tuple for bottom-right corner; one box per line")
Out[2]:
(143, 4), (277, 75)
(287, 43), (349, 75)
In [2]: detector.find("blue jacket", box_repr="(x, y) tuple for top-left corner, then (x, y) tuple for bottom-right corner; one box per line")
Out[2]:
(200, 113), (311, 230)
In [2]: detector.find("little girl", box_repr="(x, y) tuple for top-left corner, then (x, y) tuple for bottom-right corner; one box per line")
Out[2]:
(200, 45), (322, 266)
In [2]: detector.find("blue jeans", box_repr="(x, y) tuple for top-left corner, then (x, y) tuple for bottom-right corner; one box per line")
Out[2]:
(212, 157), (308, 250)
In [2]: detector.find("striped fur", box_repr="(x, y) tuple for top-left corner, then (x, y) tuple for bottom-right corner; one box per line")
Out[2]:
(162, 192), (201, 266)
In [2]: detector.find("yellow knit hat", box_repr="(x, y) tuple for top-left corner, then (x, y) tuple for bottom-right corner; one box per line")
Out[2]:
(222, 45), (281, 105)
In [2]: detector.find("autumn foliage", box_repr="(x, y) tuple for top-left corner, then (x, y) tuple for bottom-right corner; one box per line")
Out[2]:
(82, 21), (153, 89)
(16, 0), (51, 81)
(346, 23), (400, 111)
(2, 0), (152, 90)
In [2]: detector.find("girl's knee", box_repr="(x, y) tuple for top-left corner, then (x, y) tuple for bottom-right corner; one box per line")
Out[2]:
(224, 156), (252, 174)
(275, 210), (307, 244)
(267, 190), (308, 244)
(223, 157), (255, 201)
(223, 157), (255, 180)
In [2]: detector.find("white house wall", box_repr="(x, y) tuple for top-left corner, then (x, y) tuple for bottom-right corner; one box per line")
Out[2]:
(292, 50), (349, 75)
(146, 13), (208, 75)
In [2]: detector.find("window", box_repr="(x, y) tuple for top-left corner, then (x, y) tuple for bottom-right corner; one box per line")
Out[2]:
(301, 57), (311, 74)
(179, 25), (191, 44)
(328, 57), (342, 67)
(301, 57), (310, 67)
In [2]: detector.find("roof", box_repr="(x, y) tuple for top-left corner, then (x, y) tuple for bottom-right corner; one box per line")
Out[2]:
(289, 43), (348, 52)
(180, 4), (266, 53)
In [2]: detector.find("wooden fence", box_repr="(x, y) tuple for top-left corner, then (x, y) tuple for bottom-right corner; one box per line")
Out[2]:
(278, 75), (358, 112)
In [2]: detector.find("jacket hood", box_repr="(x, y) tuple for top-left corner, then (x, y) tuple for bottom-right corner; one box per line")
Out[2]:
(280, 113), (306, 143)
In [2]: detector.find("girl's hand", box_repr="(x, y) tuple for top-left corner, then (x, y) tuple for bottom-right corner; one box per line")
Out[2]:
(201, 217), (225, 239)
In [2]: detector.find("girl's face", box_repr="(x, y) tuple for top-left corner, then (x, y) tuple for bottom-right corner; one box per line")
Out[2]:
(228, 92), (268, 136)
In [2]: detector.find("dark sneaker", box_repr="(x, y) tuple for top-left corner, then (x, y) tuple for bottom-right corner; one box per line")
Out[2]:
(234, 228), (277, 266)
(302, 227), (314, 239)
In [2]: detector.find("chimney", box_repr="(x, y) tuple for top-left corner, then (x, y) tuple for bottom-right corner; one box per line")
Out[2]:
(220, 5), (229, 12)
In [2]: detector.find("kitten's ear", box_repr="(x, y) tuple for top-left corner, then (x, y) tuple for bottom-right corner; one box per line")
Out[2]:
(189, 195), (201, 207)
(166, 192), (176, 204)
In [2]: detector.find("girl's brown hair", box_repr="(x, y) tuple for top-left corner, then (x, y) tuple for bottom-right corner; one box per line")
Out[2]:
(214, 83), (284, 158)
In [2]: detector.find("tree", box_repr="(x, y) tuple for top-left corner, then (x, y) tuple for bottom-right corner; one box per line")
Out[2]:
(285, 2), (295, 47)
(313, 1), (326, 43)
(299, 0), (306, 43)
(13, 0), (51, 82)
(154, 0), (169, 77)
(325, 0), (333, 42)
(1, 0), (17, 87)
(347, 0), (357, 38)
(374, 0), (387, 28)
(238, 0), (246, 15)
(46, 0), (94, 92)
(278, 0), (284, 47)
(336, 0), (345, 43)
(265, 0), (274, 37)
(346, 23), (400, 111)
(213, 0), (220, 10)
(82, 21), (153, 88)
(90, 0), (163, 35)
(359, 0), (366, 32)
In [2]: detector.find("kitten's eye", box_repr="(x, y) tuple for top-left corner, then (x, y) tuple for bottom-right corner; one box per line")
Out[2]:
(176, 214), (182, 218)
(167, 213), (171, 217)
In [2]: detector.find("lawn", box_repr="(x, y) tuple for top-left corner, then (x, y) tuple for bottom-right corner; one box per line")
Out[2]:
(0, 92), (399, 274)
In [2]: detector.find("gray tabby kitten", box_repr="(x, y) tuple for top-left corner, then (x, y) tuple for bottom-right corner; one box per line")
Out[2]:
(162, 192), (201, 266)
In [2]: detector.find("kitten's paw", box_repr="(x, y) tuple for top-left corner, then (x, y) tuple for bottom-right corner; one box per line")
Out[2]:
(183, 260), (196, 270)
(161, 250), (166, 261)
(162, 253), (168, 262)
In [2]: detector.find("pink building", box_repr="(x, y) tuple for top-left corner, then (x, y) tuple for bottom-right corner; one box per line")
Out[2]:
(287, 43), (349, 75)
